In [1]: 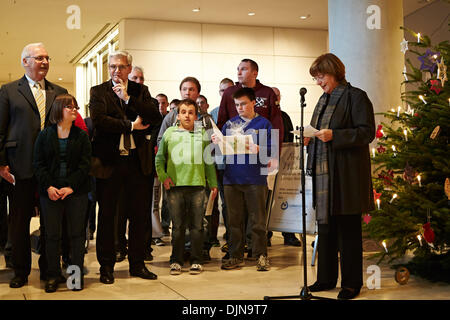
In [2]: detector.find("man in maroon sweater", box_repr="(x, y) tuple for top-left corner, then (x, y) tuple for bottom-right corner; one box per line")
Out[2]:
(217, 59), (283, 148)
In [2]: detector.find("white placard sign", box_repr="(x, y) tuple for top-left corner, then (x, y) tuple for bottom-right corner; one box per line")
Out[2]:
(267, 143), (316, 234)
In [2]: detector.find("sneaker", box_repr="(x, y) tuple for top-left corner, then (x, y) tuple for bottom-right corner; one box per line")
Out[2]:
(221, 257), (245, 270)
(154, 238), (165, 246)
(256, 255), (270, 271)
(221, 242), (229, 253)
(189, 264), (203, 275)
(170, 263), (182, 275)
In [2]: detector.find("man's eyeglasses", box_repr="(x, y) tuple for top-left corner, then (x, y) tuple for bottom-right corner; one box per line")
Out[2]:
(109, 64), (130, 71)
(64, 105), (80, 111)
(27, 56), (51, 62)
(312, 74), (325, 82)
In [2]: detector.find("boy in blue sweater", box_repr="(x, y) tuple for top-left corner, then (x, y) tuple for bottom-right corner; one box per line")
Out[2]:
(214, 87), (276, 271)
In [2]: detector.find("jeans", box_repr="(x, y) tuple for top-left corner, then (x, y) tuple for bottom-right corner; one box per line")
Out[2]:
(40, 193), (88, 278)
(224, 184), (268, 259)
(167, 186), (205, 265)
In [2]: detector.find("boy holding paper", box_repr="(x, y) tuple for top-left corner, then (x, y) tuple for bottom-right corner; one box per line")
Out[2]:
(155, 99), (217, 275)
(213, 87), (275, 271)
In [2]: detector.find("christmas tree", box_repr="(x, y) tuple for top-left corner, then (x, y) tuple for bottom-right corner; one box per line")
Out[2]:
(364, 27), (450, 283)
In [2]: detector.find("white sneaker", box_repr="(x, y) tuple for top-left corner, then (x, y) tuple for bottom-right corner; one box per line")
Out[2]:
(257, 255), (270, 271)
(170, 263), (182, 275)
(189, 264), (203, 275)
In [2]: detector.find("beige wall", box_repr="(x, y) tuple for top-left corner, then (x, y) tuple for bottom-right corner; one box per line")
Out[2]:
(119, 19), (328, 127)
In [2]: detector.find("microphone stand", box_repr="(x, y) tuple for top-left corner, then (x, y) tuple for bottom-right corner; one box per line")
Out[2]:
(264, 88), (332, 301)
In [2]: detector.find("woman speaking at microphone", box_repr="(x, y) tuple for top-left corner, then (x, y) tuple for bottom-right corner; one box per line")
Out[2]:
(304, 53), (375, 300)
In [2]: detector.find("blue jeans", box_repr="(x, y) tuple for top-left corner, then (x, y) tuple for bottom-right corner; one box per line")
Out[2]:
(167, 186), (205, 265)
(40, 193), (88, 278)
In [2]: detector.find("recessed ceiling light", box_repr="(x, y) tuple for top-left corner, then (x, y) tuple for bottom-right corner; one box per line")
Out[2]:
(248, 12), (255, 16)
(300, 14), (311, 20)
(192, 8), (200, 12)
(58, 78), (63, 81)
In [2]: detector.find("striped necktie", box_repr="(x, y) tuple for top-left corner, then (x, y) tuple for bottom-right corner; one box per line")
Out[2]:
(34, 82), (46, 130)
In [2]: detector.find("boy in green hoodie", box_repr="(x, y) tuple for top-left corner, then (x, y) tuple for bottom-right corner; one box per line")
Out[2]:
(155, 99), (217, 275)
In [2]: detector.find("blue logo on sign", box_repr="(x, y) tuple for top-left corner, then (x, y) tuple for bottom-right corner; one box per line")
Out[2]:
(281, 202), (288, 210)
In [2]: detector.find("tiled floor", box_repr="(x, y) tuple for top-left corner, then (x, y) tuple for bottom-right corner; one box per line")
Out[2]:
(1, 217), (450, 300)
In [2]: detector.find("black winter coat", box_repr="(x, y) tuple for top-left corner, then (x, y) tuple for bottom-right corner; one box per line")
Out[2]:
(312, 84), (376, 216)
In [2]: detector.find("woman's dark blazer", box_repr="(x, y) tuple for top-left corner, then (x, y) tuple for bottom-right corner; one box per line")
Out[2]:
(33, 124), (91, 195)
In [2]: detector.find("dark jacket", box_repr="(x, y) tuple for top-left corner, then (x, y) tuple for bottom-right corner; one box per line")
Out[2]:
(311, 84), (375, 216)
(0, 76), (67, 179)
(33, 124), (91, 195)
(88, 80), (162, 175)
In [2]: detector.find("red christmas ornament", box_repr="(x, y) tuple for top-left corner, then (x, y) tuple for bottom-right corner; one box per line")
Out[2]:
(363, 214), (372, 224)
(378, 170), (394, 186)
(373, 189), (382, 201)
(422, 222), (435, 244)
(376, 125), (384, 138)
(377, 145), (386, 153)
(429, 79), (442, 94)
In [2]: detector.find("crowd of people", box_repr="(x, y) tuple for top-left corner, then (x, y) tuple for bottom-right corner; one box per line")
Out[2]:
(0, 42), (375, 300)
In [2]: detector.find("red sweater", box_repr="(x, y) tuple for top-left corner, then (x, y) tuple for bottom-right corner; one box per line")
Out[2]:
(217, 80), (283, 147)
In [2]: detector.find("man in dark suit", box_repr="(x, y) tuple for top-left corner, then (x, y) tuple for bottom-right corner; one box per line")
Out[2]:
(0, 43), (67, 288)
(89, 51), (162, 284)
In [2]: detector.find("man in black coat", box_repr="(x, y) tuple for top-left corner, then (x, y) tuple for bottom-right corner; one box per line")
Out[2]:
(89, 51), (162, 284)
(0, 43), (67, 288)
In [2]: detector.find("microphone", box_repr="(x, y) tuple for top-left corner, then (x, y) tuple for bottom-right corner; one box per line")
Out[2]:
(299, 87), (307, 97)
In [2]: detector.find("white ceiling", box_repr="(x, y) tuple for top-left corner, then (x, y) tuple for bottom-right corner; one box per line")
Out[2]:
(0, 0), (435, 84)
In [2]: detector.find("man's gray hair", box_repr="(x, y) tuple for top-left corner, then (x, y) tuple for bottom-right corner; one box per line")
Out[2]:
(21, 43), (45, 65)
(108, 50), (133, 65)
(132, 65), (144, 73)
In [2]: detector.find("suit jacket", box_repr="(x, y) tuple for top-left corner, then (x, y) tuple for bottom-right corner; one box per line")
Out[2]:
(0, 76), (68, 179)
(88, 80), (162, 176)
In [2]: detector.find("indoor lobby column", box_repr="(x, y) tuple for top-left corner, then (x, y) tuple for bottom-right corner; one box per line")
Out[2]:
(328, 0), (404, 115)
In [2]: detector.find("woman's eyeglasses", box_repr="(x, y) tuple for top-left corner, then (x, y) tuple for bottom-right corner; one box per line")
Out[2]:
(64, 105), (80, 111)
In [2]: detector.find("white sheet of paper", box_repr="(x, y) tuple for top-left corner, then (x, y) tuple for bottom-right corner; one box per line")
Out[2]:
(211, 121), (256, 155)
(291, 125), (318, 138)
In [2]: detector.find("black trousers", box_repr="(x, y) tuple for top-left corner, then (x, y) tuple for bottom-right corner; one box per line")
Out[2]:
(317, 214), (363, 289)
(96, 152), (150, 271)
(6, 178), (47, 277)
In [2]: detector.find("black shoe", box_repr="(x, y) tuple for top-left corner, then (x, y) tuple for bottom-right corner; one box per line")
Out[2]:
(308, 281), (336, 292)
(45, 278), (59, 293)
(100, 268), (114, 284)
(338, 287), (361, 300)
(162, 227), (170, 236)
(9, 275), (28, 288)
(130, 266), (157, 280)
(72, 279), (84, 291)
(284, 236), (302, 247)
(116, 251), (127, 262)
